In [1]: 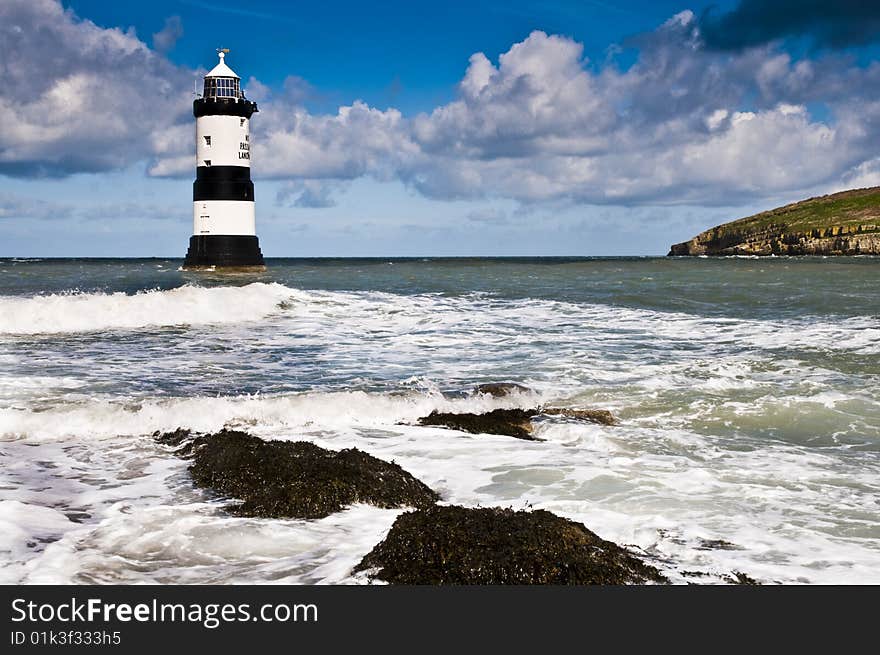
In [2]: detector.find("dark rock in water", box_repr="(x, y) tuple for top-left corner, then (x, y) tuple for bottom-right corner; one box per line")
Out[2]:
(156, 429), (440, 519)
(154, 428), (200, 456)
(154, 428), (193, 448)
(355, 505), (667, 585)
(696, 538), (740, 551)
(474, 382), (532, 397)
(416, 406), (618, 439)
(418, 408), (540, 440)
(542, 407), (617, 426)
(725, 571), (760, 585)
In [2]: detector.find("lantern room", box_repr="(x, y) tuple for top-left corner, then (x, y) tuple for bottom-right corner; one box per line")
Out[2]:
(202, 50), (243, 99)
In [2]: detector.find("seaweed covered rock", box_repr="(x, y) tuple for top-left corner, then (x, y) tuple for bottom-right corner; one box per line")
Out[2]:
(417, 406), (618, 439)
(542, 407), (617, 426)
(418, 408), (540, 440)
(154, 428), (195, 452)
(474, 382), (533, 397)
(724, 571), (760, 585)
(157, 429), (439, 519)
(355, 505), (666, 585)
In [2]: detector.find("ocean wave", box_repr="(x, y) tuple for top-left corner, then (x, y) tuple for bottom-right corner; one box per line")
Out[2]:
(0, 283), (295, 334)
(1, 283), (878, 358)
(0, 389), (549, 441)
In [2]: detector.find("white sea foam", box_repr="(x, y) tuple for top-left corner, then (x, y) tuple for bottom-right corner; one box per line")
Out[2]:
(19, 503), (400, 584)
(0, 389), (553, 442)
(0, 501), (74, 562)
(0, 283), (295, 334)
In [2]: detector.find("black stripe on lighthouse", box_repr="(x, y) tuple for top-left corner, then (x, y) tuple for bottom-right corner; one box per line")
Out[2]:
(194, 98), (258, 119)
(184, 234), (264, 268)
(193, 166), (254, 202)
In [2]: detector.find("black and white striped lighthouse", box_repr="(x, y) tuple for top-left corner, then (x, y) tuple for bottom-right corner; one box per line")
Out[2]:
(183, 50), (265, 270)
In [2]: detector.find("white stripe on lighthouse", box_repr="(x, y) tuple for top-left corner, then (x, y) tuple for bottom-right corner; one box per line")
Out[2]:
(196, 115), (251, 168)
(193, 200), (256, 236)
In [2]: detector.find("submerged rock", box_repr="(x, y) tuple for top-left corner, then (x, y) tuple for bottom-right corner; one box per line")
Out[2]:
(418, 408), (540, 440)
(542, 407), (617, 426)
(154, 427), (194, 448)
(355, 505), (667, 585)
(156, 428), (439, 519)
(695, 538), (740, 551)
(474, 382), (533, 397)
(417, 406), (617, 439)
(725, 571), (760, 585)
(682, 569), (760, 585)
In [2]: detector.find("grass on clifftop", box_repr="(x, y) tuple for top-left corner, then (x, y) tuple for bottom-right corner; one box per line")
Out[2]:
(713, 187), (880, 235)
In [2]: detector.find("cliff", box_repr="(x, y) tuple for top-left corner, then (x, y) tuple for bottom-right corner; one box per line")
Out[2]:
(668, 187), (880, 256)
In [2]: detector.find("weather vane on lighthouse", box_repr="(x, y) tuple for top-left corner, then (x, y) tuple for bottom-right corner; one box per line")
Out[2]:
(183, 49), (265, 270)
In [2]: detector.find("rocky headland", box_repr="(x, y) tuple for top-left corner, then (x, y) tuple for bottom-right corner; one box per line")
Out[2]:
(669, 186), (880, 256)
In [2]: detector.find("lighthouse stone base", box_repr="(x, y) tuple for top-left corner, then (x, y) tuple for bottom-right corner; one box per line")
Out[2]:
(182, 235), (265, 270)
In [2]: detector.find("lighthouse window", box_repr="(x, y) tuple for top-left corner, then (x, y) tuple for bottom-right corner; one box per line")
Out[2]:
(204, 160), (211, 167)
(240, 119), (245, 127)
(203, 77), (241, 99)
(203, 136), (211, 146)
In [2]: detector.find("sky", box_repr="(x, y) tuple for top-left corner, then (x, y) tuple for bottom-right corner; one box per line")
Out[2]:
(2, 0), (880, 256)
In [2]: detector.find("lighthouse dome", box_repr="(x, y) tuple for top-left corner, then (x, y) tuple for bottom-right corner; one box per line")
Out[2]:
(206, 51), (240, 79)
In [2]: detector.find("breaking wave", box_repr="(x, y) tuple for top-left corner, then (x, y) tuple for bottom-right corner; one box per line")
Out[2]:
(0, 283), (294, 334)
(0, 282), (878, 359)
(0, 389), (544, 442)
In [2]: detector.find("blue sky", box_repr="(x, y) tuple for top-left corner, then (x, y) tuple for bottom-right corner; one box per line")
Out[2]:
(65, 0), (737, 114)
(2, 0), (880, 256)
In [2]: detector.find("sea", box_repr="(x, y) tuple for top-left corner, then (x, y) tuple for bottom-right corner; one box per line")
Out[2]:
(0, 256), (878, 584)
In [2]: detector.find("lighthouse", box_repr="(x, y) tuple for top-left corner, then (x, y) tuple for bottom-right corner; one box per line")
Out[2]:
(183, 50), (265, 270)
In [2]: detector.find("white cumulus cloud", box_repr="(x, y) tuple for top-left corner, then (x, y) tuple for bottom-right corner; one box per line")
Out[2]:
(4, 1), (880, 209)
(0, 0), (192, 177)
